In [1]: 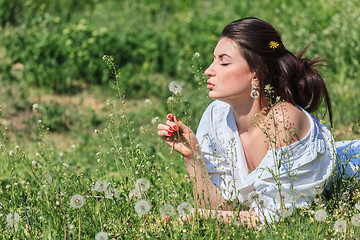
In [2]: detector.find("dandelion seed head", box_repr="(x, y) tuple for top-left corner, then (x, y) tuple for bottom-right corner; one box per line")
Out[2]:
(105, 187), (120, 199)
(160, 204), (175, 218)
(278, 207), (294, 218)
(355, 203), (360, 210)
(177, 202), (192, 216)
(129, 188), (141, 199)
(6, 212), (20, 225)
(6, 222), (18, 232)
(334, 219), (347, 232)
(135, 178), (150, 192)
(94, 180), (108, 192)
(247, 191), (258, 203)
(169, 81), (182, 94)
(276, 191), (292, 204)
(351, 213), (360, 227)
(314, 209), (327, 222)
(135, 199), (151, 215)
(70, 194), (85, 209)
(95, 231), (108, 240)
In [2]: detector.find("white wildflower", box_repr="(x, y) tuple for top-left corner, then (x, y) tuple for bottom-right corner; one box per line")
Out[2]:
(177, 202), (192, 217)
(43, 173), (52, 184)
(193, 52), (200, 58)
(351, 213), (360, 227)
(334, 219), (347, 232)
(160, 204), (176, 218)
(70, 194), (85, 209)
(169, 81), (182, 94)
(135, 178), (150, 192)
(95, 231), (108, 240)
(94, 180), (108, 192)
(151, 117), (160, 125)
(314, 209), (327, 222)
(144, 99), (151, 104)
(9, 150), (13, 156)
(69, 224), (75, 233)
(135, 199), (151, 215)
(32, 103), (39, 111)
(63, 163), (68, 169)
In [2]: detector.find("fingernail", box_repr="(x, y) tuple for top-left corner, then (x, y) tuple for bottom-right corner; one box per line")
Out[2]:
(169, 127), (174, 132)
(173, 125), (178, 131)
(167, 114), (172, 119)
(168, 132), (173, 136)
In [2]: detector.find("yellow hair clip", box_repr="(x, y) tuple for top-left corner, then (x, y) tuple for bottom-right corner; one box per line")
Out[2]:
(269, 41), (279, 49)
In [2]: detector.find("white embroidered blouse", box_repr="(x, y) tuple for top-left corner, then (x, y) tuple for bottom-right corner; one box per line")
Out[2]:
(196, 100), (336, 222)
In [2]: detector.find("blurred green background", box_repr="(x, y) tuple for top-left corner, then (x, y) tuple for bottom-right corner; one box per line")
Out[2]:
(0, 0), (359, 145)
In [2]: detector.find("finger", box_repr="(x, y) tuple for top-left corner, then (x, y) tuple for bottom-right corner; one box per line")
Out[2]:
(172, 116), (190, 133)
(158, 130), (174, 137)
(157, 123), (175, 133)
(165, 120), (179, 132)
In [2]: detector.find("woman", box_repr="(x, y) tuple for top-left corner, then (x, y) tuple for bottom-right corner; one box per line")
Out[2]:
(157, 17), (359, 224)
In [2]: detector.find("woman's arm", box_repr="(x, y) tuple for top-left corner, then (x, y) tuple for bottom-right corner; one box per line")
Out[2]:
(157, 114), (227, 209)
(157, 114), (260, 223)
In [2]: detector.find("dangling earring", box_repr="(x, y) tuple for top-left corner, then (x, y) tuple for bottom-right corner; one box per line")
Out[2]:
(250, 82), (260, 99)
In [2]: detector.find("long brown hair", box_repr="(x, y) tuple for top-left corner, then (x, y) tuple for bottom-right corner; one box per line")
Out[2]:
(221, 17), (333, 125)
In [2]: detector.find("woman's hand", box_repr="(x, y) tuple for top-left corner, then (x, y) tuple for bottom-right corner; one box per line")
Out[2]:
(157, 114), (200, 158)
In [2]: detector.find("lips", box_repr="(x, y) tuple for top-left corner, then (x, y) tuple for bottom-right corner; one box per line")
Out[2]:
(207, 80), (215, 89)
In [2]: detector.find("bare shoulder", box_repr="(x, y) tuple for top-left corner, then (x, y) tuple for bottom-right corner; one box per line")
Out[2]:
(261, 102), (311, 149)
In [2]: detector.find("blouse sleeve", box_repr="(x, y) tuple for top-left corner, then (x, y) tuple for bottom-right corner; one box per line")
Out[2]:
(196, 101), (236, 200)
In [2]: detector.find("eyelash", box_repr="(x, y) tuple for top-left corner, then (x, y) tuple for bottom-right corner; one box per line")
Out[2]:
(220, 63), (230, 66)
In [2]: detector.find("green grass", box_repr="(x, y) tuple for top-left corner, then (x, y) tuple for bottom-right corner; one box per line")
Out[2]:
(0, 0), (360, 239)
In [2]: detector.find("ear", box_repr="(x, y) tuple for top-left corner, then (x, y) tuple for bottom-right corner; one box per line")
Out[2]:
(251, 74), (260, 87)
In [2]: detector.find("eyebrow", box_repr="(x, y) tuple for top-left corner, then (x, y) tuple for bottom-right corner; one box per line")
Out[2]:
(213, 53), (232, 59)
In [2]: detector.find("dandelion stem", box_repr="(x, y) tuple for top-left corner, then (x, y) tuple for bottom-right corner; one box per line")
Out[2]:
(170, 92), (175, 154)
(96, 194), (103, 231)
(78, 209), (81, 240)
(103, 191), (108, 223)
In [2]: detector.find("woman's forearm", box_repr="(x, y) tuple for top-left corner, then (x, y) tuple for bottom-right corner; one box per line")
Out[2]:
(183, 154), (228, 210)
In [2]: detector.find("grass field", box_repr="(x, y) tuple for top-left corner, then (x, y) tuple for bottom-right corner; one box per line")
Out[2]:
(0, 0), (360, 239)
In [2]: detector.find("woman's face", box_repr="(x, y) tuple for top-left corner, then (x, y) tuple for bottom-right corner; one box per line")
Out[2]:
(205, 37), (255, 103)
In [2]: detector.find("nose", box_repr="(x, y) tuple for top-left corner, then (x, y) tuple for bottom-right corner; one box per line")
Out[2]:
(204, 63), (215, 77)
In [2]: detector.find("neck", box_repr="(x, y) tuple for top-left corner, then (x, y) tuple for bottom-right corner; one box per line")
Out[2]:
(228, 98), (266, 134)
